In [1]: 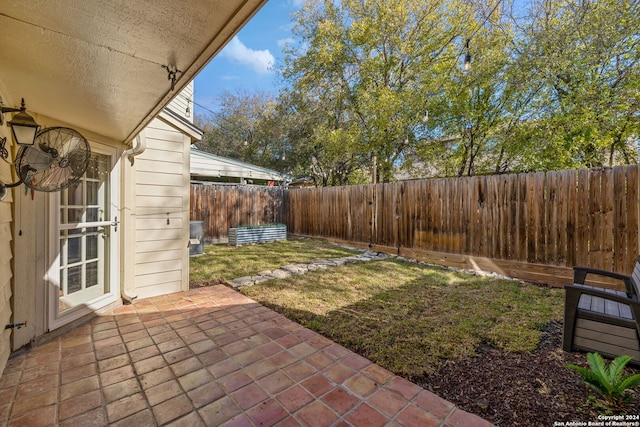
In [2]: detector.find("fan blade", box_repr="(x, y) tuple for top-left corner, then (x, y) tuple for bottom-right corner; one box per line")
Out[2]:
(24, 145), (55, 170)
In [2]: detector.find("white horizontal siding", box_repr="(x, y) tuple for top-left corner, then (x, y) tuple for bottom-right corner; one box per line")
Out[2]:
(134, 117), (190, 299)
(166, 81), (194, 123)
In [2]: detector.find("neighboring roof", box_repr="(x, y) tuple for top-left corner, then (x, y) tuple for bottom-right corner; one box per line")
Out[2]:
(191, 148), (292, 182)
(0, 1), (267, 144)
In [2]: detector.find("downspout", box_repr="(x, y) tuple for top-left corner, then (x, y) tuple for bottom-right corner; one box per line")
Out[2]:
(121, 132), (146, 303)
(124, 132), (147, 166)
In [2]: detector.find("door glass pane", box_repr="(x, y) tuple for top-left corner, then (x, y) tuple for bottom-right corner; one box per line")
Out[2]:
(58, 151), (110, 312)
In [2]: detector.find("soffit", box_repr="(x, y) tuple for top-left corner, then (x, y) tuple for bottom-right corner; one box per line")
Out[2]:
(0, 0), (266, 143)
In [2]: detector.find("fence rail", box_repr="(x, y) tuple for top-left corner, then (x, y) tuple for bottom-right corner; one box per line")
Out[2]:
(191, 165), (639, 287)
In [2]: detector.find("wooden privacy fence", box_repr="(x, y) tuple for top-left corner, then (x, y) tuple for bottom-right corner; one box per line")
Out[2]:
(285, 165), (639, 287)
(190, 184), (285, 243)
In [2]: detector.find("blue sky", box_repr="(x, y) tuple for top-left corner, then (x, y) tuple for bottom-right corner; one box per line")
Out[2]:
(193, 1), (303, 116)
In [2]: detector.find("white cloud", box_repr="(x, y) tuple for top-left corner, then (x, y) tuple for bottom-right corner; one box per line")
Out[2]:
(277, 37), (295, 48)
(289, 0), (305, 8)
(221, 37), (275, 74)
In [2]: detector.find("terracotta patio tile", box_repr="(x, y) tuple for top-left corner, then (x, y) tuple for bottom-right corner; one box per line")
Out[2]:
(158, 338), (187, 354)
(259, 371), (294, 394)
(232, 349), (263, 367)
(60, 375), (99, 401)
(61, 342), (94, 357)
(395, 404), (441, 427)
(106, 392), (148, 423)
(262, 327), (289, 340)
(7, 404), (56, 427)
(222, 340), (251, 356)
(215, 331), (243, 347)
(386, 376), (423, 400)
(344, 374), (378, 398)
(269, 350), (298, 369)
(345, 403), (387, 427)
(109, 408), (155, 427)
(300, 374), (333, 397)
(199, 396), (242, 426)
(242, 333), (270, 347)
(342, 353), (371, 371)
(59, 407), (108, 427)
(276, 384), (314, 412)
(147, 324), (172, 336)
(10, 388), (57, 418)
(152, 393), (194, 425)
(189, 337), (217, 354)
(170, 355), (204, 377)
(220, 370), (253, 393)
(0, 371), (20, 389)
(255, 341), (283, 357)
(245, 358), (278, 380)
(198, 347), (227, 366)
(164, 346), (194, 364)
(23, 352), (60, 371)
(274, 416), (303, 427)
(129, 344), (160, 362)
(92, 320), (117, 333)
(20, 362), (59, 384)
(188, 381), (226, 408)
(322, 363), (355, 384)
(61, 363), (97, 385)
(321, 386), (359, 415)
(125, 336), (154, 352)
(276, 334), (303, 349)
(295, 400), (338, 427)
(220, 413), (253, 427)
(305, 351), (334, 370)
(246, 399), (288, 426)
(307, 335), (332, 349)
(61, 334), (92, 348)
(414, 390), (455, 419)
(133, 354), (166, 375)
(95, 343), (126, 360)
(0, 386), (16, 404)
(121, 328), (150, 343)
(324, 343), (350, 359)
(98, 354), (131, 372)
(153, 330), (180, 345)
(59, 389), (102, 420)
(361, 364), (394, 385)
(283, 361), (316, 383)
(145, 379), (182, 406)
(366, 388), (407, 417)
(139, 366), (174, 389)
(183, 331), (209, 346)
(100, 364), (135, 387)
(16, 373), (58, 395)
(164, 410), (206, 427)
(93, 336), (124, 350)
(103, 377), (141, 403)
(232, 383), (269, 410)
(445, 408), (494, 427)
(178, 368), (214, 391)
(208, 357), (241, 378)
(61, 351), (95, 371)
(93, 328), (120, 341)
(288, 342), (317, 359)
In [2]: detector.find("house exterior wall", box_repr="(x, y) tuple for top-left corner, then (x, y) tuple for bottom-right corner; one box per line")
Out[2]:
(132, 117), (191, 299)
(0, 89), (14, 374)
(167, 81), (194, 122)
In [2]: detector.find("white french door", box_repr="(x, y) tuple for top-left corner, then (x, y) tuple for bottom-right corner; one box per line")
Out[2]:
(48, 142), (120, 330)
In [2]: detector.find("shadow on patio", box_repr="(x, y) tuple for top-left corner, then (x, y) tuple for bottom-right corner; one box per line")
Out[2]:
(0, 285), (492, 427)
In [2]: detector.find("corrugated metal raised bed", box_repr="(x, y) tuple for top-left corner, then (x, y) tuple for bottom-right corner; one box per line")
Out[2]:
(228, 224), (287, 246)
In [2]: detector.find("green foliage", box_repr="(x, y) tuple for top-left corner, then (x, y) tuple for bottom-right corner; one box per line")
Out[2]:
(197, 0), (640, 185)
(568, 353), (640, 407)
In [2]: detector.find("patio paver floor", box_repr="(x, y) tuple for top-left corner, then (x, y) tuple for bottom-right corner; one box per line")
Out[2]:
(0, 285), (493, 427)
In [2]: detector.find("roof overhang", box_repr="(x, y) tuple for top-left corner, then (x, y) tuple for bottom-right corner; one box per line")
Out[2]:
(0, 0), (266, 144)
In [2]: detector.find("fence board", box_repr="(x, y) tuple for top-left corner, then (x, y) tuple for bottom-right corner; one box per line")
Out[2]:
(192, 164), (640, 282)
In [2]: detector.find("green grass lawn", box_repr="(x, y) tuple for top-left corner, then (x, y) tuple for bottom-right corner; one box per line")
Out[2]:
(190, 239), (565, 379)
(189, 238), (360, 284)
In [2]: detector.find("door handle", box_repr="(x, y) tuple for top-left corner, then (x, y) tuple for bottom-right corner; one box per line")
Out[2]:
(113, 216), (119, 232)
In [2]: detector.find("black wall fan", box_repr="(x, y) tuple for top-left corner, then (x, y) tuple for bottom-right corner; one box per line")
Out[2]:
(4, 127), (91, 195)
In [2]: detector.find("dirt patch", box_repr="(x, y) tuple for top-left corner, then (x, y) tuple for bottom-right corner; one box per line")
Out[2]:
(416, 322), (640, 426)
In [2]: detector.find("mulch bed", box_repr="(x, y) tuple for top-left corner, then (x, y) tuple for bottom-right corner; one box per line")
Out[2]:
(416, 322), (640, 426)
